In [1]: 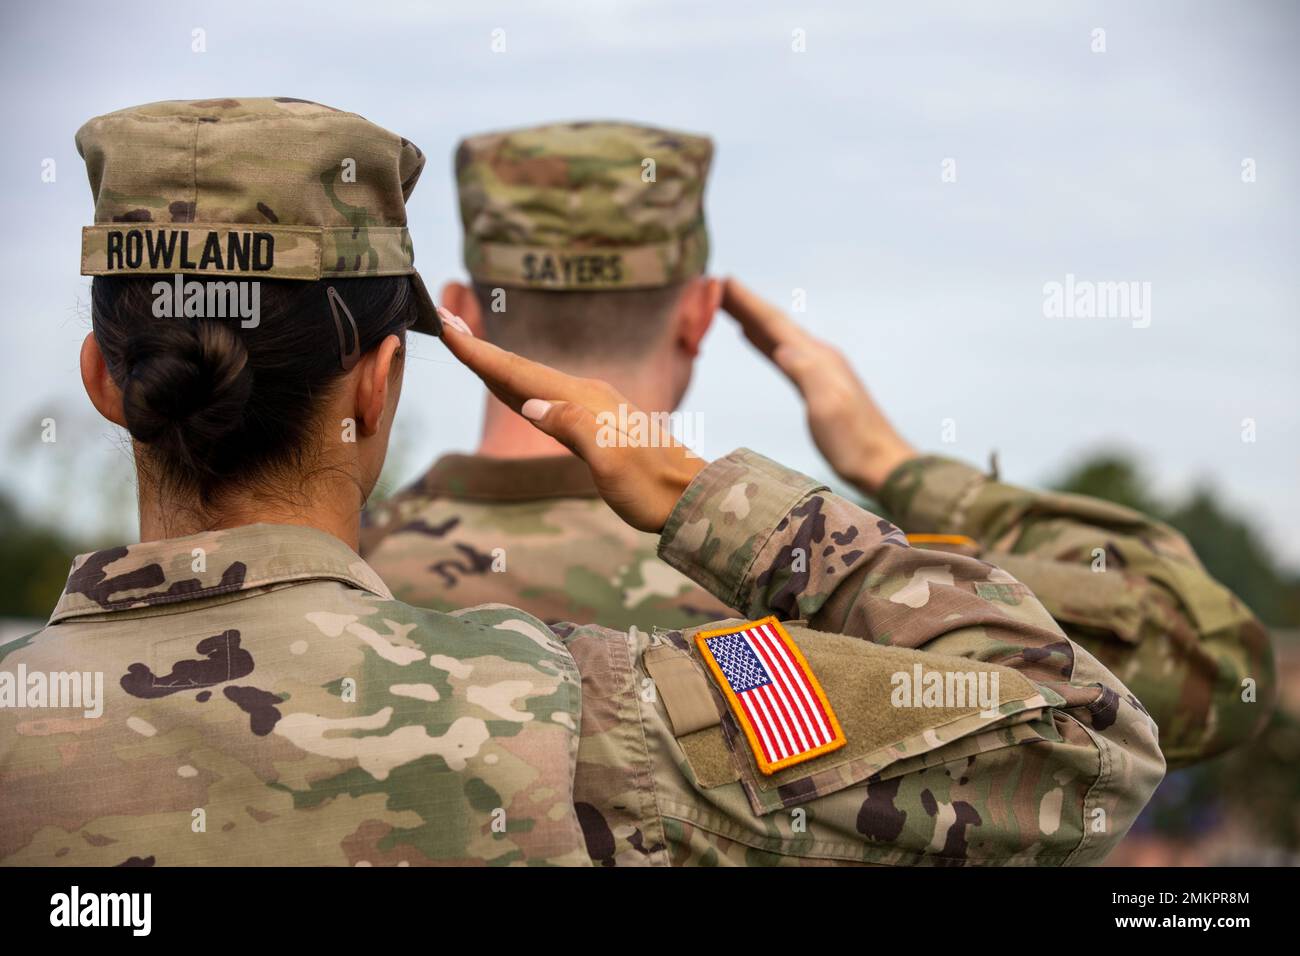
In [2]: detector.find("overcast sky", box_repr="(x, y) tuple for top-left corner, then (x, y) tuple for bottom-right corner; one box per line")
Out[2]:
(1, 0), (1297, 562)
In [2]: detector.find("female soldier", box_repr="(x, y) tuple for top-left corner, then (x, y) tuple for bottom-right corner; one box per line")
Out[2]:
(0, 98), (1161, 866)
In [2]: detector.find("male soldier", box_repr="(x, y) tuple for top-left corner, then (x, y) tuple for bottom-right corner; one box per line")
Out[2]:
(363, 122), (730, 630)
(0, 96), (1162, 867)
(364, 121), (1273, 768)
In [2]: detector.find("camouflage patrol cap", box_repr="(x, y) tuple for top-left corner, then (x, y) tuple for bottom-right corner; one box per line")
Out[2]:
(456, 121), (713, 291)
(76, 97), (441, 335)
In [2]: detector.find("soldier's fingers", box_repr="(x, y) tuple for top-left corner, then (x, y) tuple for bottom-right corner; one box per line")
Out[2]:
(721, 277), (815, 357)
(438, 310), (606, 413)
(520, 399), (603, 461)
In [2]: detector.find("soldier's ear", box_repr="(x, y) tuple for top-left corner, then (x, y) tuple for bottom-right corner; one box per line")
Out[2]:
(80, 332), (127, 427)
(354, 333), (403, 437)
(440, 280), (485, 338)
(676, 276), (721, 358)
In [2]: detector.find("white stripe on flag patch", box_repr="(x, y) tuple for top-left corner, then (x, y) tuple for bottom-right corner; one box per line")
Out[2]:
(745, 628), (811, 752)
(760, 622), (832, 744)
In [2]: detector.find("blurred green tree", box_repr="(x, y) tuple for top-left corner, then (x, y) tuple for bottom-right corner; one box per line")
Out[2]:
(1052, 453), (1165, 517)
(1054, 454), (1300, 627)
(0, 493), (76, 619)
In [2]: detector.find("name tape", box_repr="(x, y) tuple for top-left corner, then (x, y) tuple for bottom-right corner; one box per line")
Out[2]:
(81, 224), (416, 281)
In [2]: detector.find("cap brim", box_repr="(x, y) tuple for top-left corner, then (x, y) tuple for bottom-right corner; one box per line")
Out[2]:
(409, 271), (442, 336)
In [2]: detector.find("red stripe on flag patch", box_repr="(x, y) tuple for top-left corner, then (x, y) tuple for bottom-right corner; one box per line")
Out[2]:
(695, 616), (845, 774)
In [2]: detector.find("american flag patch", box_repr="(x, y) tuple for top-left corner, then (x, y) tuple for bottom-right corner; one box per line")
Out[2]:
(696, 616), (845, 774)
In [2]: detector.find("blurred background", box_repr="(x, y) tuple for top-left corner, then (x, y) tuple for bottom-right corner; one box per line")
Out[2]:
(0, 0), (1296, 864)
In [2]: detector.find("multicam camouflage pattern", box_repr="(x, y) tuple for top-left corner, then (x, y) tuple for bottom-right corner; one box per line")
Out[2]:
(0, 451), (1163, 866)
(456, 121), (713, 289)
(0, 525), (590, 865)
(648, 450), (1165, 864)
(364, 446), (1262, 771)
(877, 456), (1277, 768)
(76, 97), (439, 332)
(362, 454), (730, 630)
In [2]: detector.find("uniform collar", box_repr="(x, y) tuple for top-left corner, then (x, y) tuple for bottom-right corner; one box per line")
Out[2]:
(49, 523), (392, 624)
(417, 453), (599, 502)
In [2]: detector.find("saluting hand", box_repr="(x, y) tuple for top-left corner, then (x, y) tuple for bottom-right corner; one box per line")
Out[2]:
(437, 308), (707, 533)
(721, 278), (917, 495)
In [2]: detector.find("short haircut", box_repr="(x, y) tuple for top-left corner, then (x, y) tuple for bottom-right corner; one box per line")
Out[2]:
(472, 281), (685, 366)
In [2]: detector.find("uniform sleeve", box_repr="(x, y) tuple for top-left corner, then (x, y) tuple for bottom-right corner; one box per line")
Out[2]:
(656, 448), (1165, 864)
(875, 455), (1276, 767)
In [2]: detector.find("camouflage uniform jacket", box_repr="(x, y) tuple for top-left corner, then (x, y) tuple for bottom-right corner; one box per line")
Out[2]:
(362, 453), (730, 630)
(365, 450), (1272, 768)
(877, 456), (1276, 768)
(0, 450), (1163, 866)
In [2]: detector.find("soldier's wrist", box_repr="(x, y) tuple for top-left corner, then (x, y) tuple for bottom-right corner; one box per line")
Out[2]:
(847, 441), (919, 497)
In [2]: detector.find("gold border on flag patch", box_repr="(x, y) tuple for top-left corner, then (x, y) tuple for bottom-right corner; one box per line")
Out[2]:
(695, 616), (845, 775)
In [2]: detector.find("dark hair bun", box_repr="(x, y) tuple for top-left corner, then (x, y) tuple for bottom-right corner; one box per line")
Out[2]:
(92, 275), (415, 503)
(121, 320), (253, 473)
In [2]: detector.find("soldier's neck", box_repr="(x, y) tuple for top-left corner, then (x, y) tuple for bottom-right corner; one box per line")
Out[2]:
(476, 397), (571, 458)
(475, 374), (677, 460)
(135, 474), (364, 552)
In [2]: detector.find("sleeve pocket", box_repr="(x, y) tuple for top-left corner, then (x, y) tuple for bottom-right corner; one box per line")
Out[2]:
(646, 624), (1061, 817)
